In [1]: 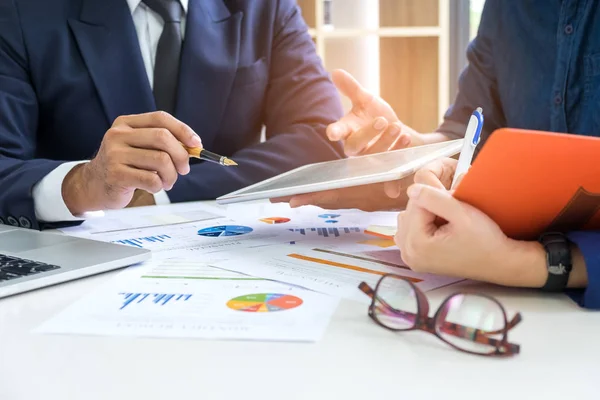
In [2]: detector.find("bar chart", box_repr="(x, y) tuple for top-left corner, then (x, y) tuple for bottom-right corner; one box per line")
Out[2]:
(119, 292), (192, 310)
(113, 234), (172, 248)
(288, 227), (361, 238)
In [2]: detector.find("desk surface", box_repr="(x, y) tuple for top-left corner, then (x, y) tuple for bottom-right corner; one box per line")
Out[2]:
(1, 203), (599, 400)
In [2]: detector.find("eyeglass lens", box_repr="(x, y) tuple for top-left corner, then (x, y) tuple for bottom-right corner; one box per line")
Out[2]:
(372, 275), (418, 330)
(435, 294), (506, 354)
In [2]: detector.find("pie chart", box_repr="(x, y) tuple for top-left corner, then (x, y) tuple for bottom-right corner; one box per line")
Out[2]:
(319, 213), (341, 219)
(197, 225), (253, 237)
(227, 293), (303, 312)
(259, 217), (291, 224)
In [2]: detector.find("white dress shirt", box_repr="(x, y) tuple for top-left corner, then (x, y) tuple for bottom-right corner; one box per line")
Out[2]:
(32, 0), (189, 222)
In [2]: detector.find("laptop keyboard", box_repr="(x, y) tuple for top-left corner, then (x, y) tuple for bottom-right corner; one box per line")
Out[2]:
(0, 254), (61, 282)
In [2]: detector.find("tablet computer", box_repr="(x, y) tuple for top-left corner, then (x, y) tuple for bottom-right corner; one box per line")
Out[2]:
(216, 139), (463, 204)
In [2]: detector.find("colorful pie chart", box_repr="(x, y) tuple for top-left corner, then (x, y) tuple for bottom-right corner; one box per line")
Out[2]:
(197, 225), (253, 237)
(259, 217), (291, 224)
(227, 293), (303, 312)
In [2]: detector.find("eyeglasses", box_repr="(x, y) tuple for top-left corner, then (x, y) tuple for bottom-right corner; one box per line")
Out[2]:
(359, 274), (522, 357)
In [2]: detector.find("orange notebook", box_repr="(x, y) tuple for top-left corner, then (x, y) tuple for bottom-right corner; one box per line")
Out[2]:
(453, 128), (600, 240)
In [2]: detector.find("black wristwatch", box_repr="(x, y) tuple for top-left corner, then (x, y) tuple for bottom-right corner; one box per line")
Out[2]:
(538, 232), (573, 292)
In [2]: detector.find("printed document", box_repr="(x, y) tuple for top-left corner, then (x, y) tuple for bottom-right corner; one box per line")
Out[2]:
(35, 259), (339, 342)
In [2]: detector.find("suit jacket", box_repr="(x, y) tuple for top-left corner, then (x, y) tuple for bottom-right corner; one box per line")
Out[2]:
(0, 0), (344, 230)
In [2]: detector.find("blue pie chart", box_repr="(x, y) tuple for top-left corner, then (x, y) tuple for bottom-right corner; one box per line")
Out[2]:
(319, 214), (341, 219)
(197, 225), (253, 237)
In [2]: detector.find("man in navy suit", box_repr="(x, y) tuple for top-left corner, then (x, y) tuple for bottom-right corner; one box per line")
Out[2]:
(0, 0), (344, 230)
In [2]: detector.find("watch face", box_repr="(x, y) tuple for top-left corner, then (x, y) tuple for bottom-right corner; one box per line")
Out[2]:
(548, 263), (568, 275)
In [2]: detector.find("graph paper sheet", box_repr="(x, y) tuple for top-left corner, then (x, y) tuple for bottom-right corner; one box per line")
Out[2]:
(34, 259), (339, 342)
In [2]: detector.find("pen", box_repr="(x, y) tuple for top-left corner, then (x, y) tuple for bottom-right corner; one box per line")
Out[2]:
(182, 145), (238, 167)
(451, 107), (483, 190)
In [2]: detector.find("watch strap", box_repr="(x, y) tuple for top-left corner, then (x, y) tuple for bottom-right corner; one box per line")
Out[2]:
(539, 232), (572, 292)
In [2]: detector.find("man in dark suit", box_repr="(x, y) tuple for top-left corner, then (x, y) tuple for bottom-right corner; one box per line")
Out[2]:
(0, 0), (344, 230)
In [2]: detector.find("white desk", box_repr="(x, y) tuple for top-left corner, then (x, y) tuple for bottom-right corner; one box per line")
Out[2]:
(1, 202), (599, 400)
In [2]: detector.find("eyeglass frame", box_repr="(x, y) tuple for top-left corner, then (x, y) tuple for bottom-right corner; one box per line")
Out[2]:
(359, 273), (522, 357)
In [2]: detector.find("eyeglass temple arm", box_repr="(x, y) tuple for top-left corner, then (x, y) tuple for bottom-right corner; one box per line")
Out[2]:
(437, 319), (521, 354)
(359, 282), (521, 354)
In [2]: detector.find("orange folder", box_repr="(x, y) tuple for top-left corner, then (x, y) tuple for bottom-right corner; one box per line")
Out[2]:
(453, 128), (600, 240)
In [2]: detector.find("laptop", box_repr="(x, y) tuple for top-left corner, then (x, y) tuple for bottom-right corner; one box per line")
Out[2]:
(0, 225), (150, 299)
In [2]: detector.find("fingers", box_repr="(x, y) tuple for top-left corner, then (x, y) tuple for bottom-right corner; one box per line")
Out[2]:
(326, 119), (354, 141)
(404, 194), (440, 237)
(363, 122), (404, 155)
(406, 184), (464, 223)
(383, 174), (413, 199)
(288, 190), (341, 209)
(122, 148), (178, 190)
(270, 196), (293, 204)
(394, 196), (439, 269)
(113, 111), (202, 148)
(117, 128), (191, 175)
(384, 180), (403, 199)
(394, 210), (409, 249)
(114, 165), (165, 194)
(281, 184), (402, 212)
(343, 117), (388, 156)
(413, 158), (458, 190)
(331, 69), (374, 109)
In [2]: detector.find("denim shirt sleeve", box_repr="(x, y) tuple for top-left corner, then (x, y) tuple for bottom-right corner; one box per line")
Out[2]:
(565, 231), (600, 309)
(436, 0), (506, 141)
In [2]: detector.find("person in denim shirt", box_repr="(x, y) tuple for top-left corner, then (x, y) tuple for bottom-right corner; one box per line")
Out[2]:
(282, 0), (600, 309)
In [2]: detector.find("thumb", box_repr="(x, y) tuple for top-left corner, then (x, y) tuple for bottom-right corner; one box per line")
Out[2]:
(332, 69), (373, 108)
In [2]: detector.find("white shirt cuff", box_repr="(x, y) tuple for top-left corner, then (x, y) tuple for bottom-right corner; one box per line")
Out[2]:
(32, 161), (105, 223)
(153, 190), (171, 205)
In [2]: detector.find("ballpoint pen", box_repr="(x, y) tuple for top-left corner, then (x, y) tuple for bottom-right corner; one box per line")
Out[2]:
(181, 145), (238, 167)
(451, 107), (484, 190)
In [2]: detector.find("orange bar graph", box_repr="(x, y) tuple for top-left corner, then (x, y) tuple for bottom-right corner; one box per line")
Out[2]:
(287, 254), (422, 283)
(364, 225), (396, 240)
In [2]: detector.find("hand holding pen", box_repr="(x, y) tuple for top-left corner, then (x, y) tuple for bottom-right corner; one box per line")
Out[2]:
(408, 107), (484, 194)
(62, 111), (237, 216)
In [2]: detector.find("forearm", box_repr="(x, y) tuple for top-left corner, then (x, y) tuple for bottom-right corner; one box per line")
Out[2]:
(420, 131), (458, 145)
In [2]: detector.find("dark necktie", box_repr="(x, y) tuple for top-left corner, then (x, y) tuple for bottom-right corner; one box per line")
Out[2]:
(142, 0), (183, 114)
